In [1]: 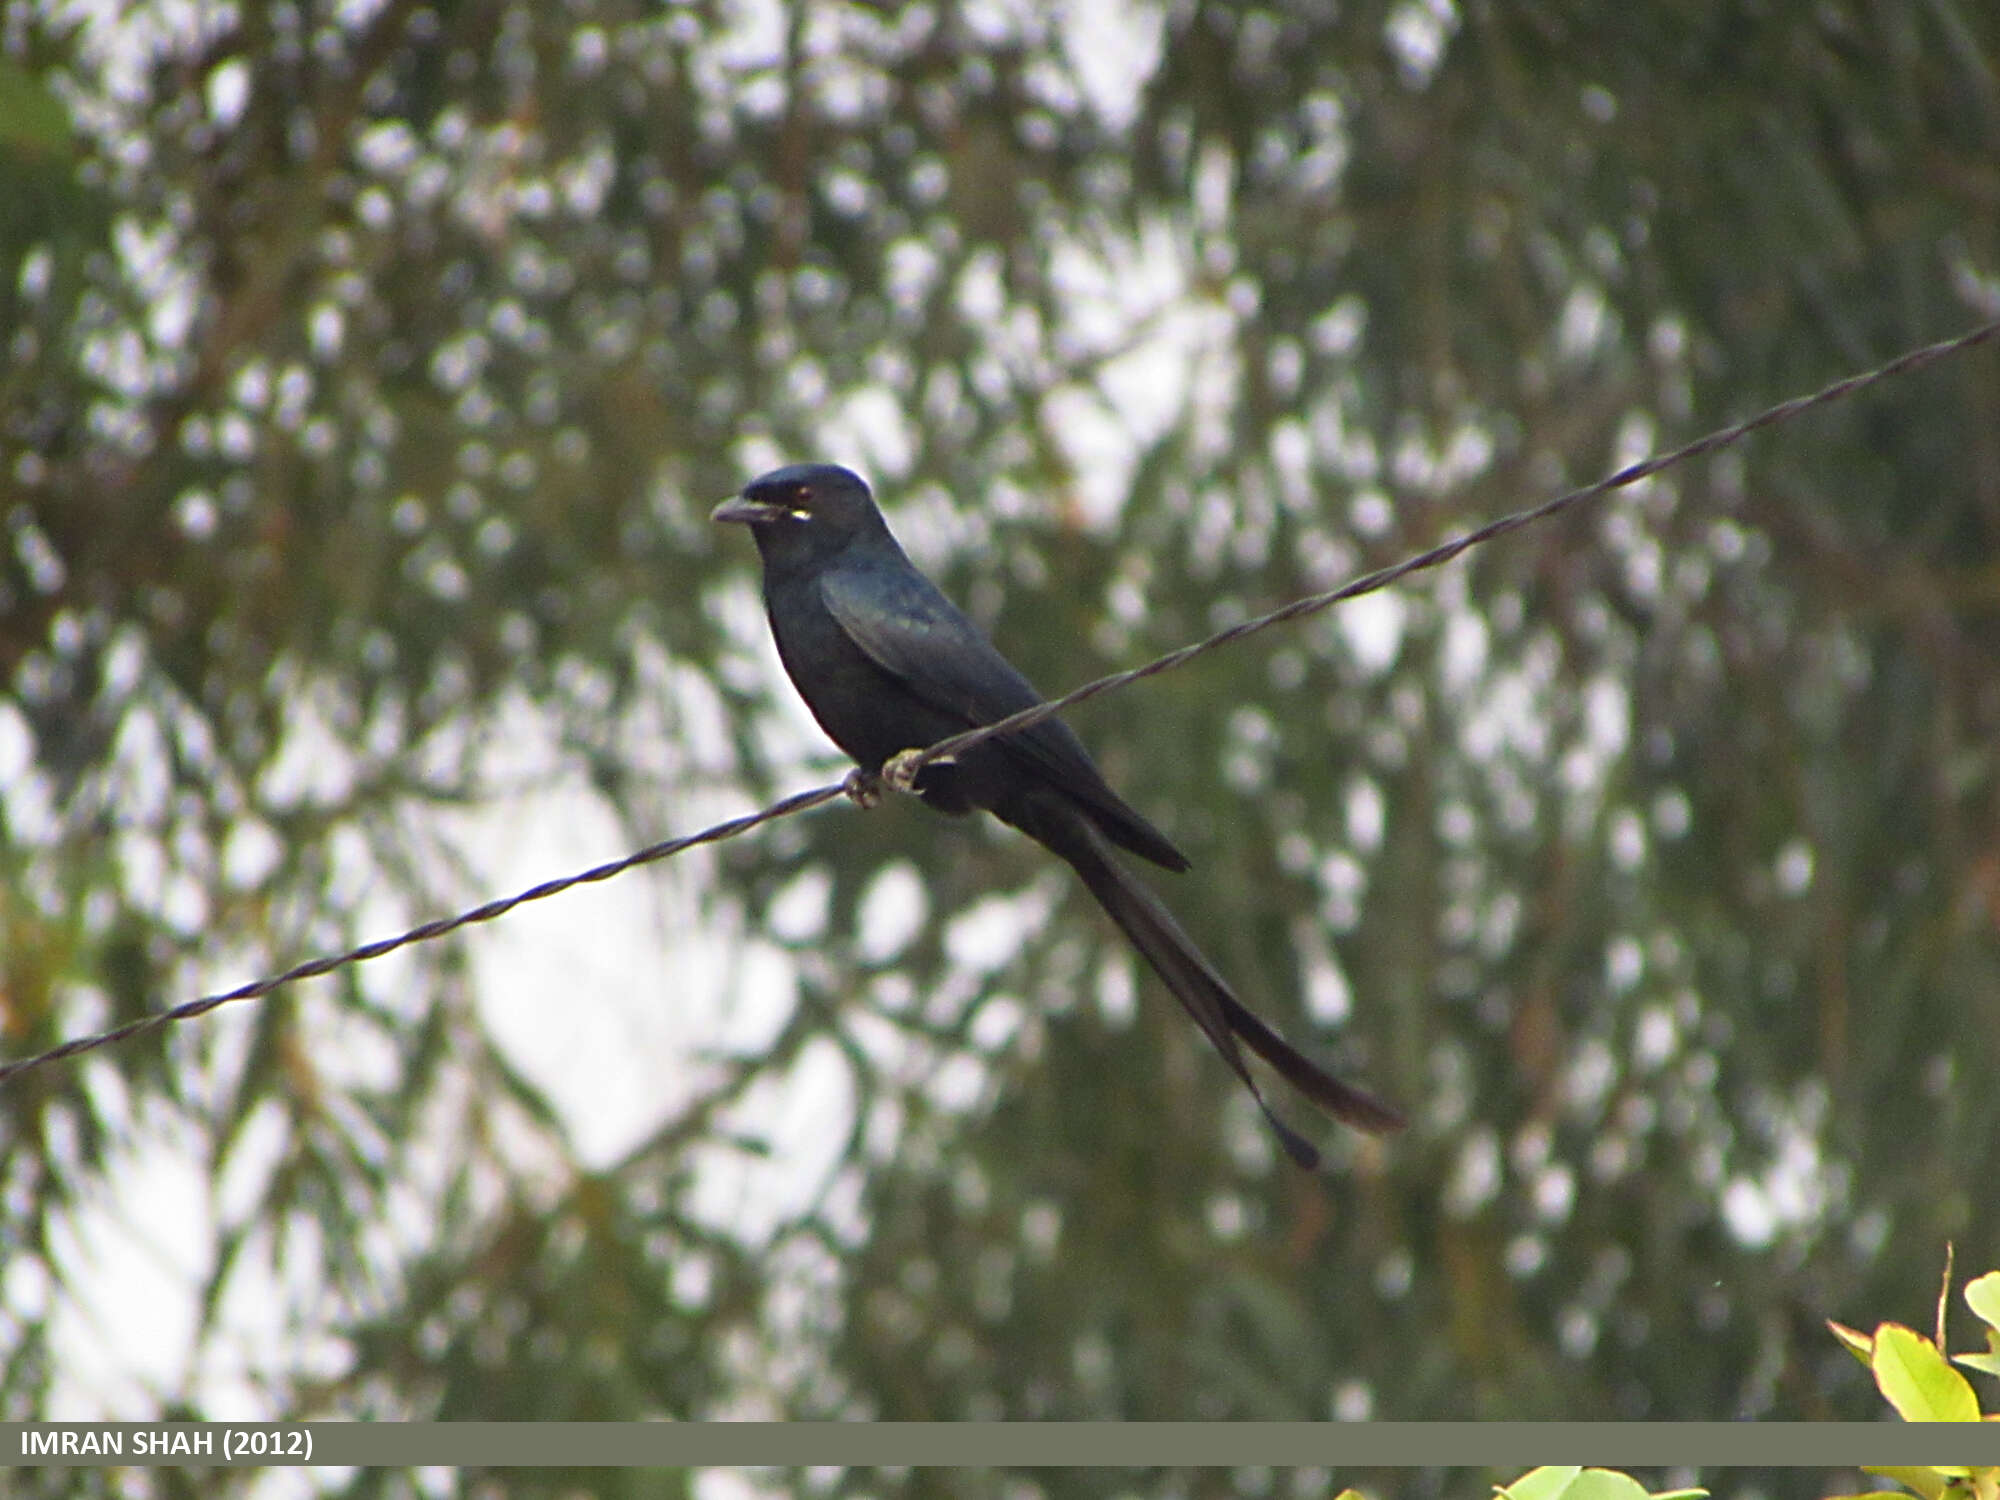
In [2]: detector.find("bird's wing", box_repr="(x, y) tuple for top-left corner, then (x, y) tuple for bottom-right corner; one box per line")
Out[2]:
(819, 560), (1187, 869)
(819, 559), (1044, 726)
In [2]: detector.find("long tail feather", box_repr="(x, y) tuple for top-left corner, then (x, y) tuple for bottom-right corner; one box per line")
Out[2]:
(1010, 796), (1404, 1167)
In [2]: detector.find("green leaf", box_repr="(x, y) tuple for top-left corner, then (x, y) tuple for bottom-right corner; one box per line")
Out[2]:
(1561, 1474), (1655, 1500)
(1873, 1324), (1984, 1422)
(1951, 1350), (2000, 1378)
(1862, 1467), (1950, 1500)
(1967, 1273), (2000, 1337)
(1498, 1471), (1661, 1500)
(1831, 1319), (1877, 1366)
(1500, 1468), (1585, 1500)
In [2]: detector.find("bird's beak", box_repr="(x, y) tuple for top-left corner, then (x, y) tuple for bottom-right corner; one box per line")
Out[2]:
(712, 495), (788, 526)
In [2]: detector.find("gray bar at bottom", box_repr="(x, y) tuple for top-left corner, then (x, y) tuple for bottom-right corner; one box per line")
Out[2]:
(5, 1422), (1995, 1469)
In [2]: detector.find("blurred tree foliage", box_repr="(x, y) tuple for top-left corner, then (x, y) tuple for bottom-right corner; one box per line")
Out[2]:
(2, 0), (1998, 1492)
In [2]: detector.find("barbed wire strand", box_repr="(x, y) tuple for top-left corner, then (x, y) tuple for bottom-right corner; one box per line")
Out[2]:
(4, 314), (1996, 1088)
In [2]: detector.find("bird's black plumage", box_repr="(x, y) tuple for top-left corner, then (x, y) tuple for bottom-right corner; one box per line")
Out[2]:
(715, 463), (1404, 1167)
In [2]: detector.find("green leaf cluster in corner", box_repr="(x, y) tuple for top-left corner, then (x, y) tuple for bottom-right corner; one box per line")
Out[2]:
(1824, 1266), (2000, 1500)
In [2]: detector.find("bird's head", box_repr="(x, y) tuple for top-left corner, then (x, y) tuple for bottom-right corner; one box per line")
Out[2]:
(713, 463), (889, 565)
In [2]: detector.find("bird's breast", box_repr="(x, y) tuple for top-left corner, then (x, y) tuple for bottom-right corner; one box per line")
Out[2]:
(763, 586), (956, 773)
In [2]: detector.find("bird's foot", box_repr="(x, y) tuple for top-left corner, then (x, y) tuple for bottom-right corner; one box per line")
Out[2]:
(842, 768), (884, 809)
(883, 746), (950, 794)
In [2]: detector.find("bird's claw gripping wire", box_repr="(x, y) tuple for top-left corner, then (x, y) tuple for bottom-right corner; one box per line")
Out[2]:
(846, 749), (950, 806)
(883, 746), (950, 795)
